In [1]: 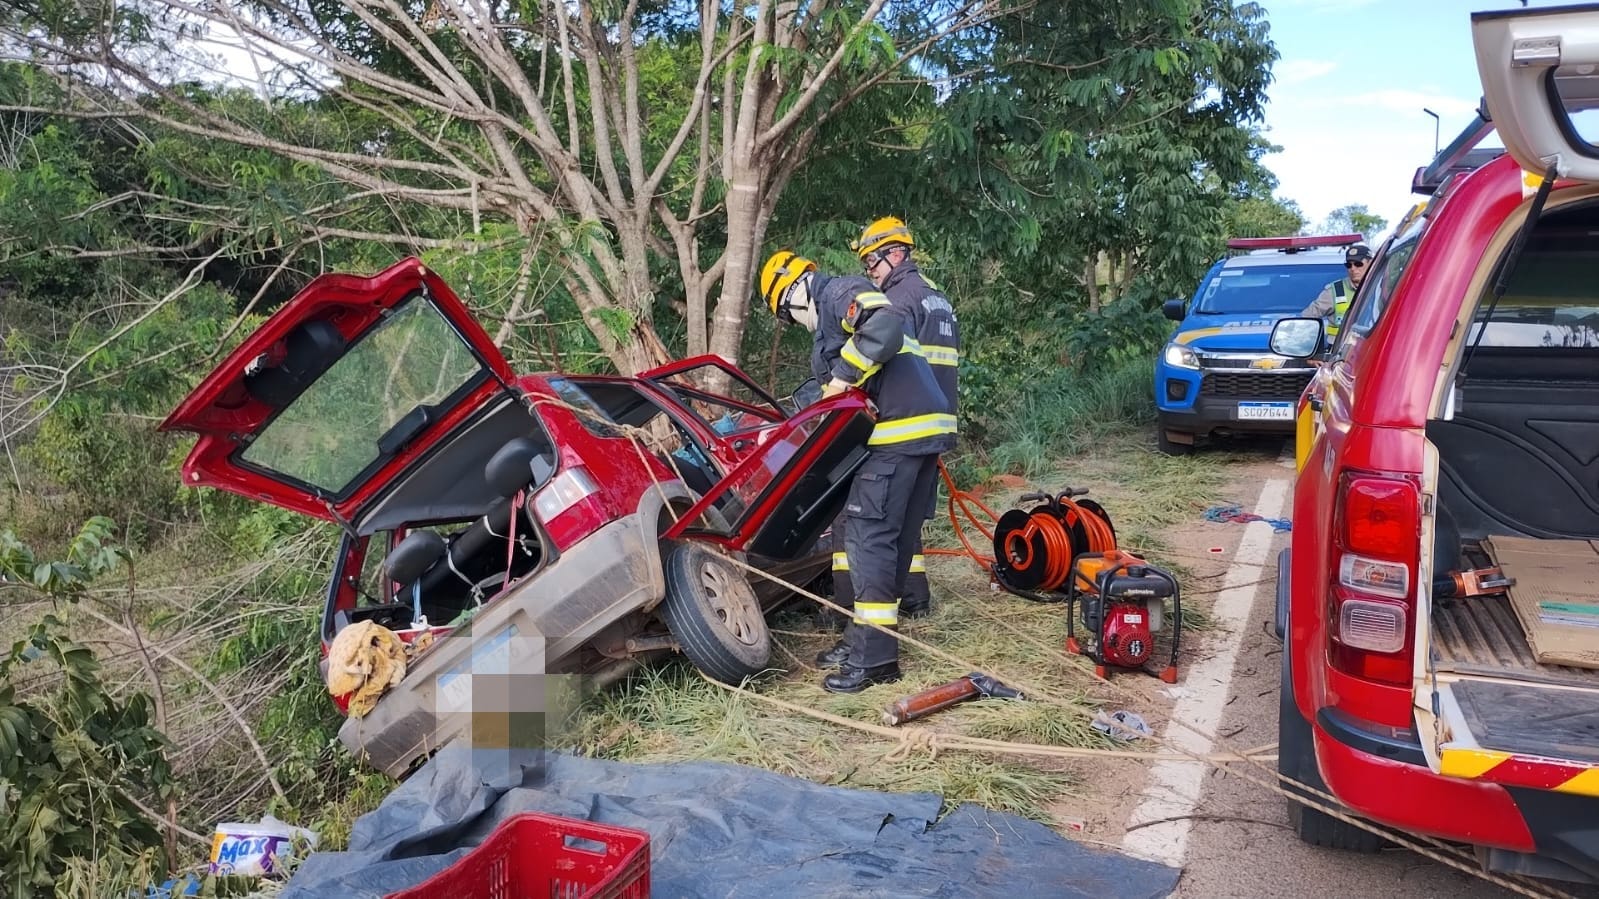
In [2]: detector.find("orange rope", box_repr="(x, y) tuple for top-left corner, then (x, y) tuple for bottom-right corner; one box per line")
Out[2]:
(930, 458), (998, 568)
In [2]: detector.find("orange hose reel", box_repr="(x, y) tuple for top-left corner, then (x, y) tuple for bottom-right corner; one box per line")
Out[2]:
(991, 488), (1117, 595)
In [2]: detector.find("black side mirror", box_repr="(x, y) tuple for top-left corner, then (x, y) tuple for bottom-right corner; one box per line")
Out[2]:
(1162, 299), (1187, 322)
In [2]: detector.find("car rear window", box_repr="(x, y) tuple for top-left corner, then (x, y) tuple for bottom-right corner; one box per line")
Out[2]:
(1470, 208), (1599, 348)
(1193, 263), (1347, 315)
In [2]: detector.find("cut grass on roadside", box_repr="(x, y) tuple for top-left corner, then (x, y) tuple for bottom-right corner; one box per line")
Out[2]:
(567, 427), (1236, 825)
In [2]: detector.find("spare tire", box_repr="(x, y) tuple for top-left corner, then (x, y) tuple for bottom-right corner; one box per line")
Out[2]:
(660, 542), (771, 684)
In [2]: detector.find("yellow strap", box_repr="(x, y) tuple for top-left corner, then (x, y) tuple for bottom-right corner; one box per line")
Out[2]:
(924, 346), (959, 366)
(832, 552), (850, 571)
(869, 413), (957, 446)
(909, 555), (925, 573)
(853, 601), (899, 625)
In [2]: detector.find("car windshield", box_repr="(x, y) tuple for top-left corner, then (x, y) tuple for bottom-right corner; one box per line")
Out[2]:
(240, 295), (488, 494)
(1193, 263), (1347, 315)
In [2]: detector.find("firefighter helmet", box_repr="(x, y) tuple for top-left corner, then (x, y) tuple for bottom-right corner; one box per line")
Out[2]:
(852, 216), (914, 260)
(759, 250), (816, 315)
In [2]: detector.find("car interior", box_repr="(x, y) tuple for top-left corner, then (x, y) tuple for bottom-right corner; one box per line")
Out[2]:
(556, 378), (726, 500)
(331, 435), (554, 634)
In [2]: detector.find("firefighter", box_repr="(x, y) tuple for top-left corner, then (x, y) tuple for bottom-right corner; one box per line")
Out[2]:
(1300, 243), (1373, 340)
(839, 215), (960, 619)
(759, 250), (957, 693)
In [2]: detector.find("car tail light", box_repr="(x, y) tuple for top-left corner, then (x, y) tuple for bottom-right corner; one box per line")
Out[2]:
(533, 466), (608, 549)
(1329, 471), (1420, 685)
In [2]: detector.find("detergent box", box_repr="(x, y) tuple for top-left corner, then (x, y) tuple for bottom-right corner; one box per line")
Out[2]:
(208, 816), (317, 878)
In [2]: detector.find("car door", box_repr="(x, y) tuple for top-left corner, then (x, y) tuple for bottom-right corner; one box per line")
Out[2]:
(1473, 6), (1599, 181)
(663, 392), (874, 560)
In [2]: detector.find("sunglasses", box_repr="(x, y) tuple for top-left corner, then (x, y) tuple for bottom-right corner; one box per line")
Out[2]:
(1346, 259), (1369, 269)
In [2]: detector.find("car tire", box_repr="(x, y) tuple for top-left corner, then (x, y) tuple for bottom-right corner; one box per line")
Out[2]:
(661, 541), (771, 685)
(1157, 428), (1194, 456)
(1278, 638), (1387, 852)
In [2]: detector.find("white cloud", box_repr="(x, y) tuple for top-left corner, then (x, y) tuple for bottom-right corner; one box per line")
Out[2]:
(1341, 89), (1480, 118)
(1275, 59), (1337, 86)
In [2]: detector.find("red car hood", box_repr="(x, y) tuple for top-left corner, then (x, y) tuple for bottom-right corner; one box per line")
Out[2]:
(159, 257), (514, 522)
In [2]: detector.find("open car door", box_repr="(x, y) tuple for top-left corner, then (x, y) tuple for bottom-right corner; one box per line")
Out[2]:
(1474, 5), (1599, 182)
(663, 393), (874, 560)
(159, 258), (515, 522)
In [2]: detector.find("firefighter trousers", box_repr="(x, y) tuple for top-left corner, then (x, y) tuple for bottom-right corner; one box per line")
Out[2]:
(841, 450), (941, 668)
(829, 457), (938, 620)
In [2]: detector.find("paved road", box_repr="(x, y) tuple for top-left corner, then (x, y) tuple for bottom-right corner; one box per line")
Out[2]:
(1142, 441), (1542, 899)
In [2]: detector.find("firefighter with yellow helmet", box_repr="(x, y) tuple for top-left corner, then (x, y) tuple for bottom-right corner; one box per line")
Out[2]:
(758, 249), (956, 693)
(825, 216), (961, 620)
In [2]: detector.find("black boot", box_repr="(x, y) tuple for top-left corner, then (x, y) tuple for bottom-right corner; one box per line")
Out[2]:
(823, 662), (902, 694)
(900, 599), (932, 619)
(815, 640), (850, 668)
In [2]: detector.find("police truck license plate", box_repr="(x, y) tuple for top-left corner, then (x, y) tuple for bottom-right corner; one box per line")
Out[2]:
(1236, 402), (1293, 421)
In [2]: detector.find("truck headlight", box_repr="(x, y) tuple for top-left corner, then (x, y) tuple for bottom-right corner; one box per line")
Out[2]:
(1162, 344), (1199, 370)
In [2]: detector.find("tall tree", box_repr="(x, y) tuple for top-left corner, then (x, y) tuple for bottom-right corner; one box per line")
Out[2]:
(1, 0), (1019, 375)
(1318, 203), (1387, 240)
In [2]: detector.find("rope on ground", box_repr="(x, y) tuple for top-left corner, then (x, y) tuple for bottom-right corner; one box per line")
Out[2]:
(520, 390), (1566, 898)
(717, 549), (1572, 899)
(1203, 503), (1292, 533)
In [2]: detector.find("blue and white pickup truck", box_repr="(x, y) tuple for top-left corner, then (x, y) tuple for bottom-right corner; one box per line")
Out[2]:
(1152, 234), (1359, 455)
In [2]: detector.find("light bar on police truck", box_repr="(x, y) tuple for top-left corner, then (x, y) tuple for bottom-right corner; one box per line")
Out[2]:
(1225, 234), (1364, 251)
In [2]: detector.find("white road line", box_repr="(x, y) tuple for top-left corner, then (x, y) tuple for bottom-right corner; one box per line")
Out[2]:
(1119, 473), (1290, 868)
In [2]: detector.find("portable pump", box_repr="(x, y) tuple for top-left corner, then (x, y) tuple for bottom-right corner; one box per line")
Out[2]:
(1065, 550), (1182, 683)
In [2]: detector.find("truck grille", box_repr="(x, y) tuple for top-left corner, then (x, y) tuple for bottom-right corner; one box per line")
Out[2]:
(1199, 371), (1313, 400)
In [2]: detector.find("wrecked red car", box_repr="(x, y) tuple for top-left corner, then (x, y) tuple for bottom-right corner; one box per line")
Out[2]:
(161, 257), (871, 776)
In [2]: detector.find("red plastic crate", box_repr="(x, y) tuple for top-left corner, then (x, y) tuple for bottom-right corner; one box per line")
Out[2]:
(384, 812), (650, 899)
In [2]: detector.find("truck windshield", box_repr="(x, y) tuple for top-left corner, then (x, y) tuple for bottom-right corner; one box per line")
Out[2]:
(1193, 264), (1347, 315)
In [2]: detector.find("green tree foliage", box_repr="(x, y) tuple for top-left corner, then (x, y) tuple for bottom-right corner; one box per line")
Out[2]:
(1225, 194), (1307, 238)
(1318, 203), (1387, 240)
(0, 518), (176, 899)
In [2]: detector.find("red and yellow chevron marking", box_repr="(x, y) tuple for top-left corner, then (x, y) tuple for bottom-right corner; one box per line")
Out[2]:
(1439, 747), (1599, 797)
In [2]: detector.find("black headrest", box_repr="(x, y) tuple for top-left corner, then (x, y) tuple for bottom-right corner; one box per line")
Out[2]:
(385, 529), (446, 587)
(485, 437), (550, 498)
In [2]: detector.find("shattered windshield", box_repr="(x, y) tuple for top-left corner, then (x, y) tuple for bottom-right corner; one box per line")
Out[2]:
(240, 296), (487, 494)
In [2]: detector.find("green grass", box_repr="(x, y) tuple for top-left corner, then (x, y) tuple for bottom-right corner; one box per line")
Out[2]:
(563, 423), (1231, 825)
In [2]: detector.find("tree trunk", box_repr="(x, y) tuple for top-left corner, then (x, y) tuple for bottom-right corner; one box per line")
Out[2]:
(1084, 255), (1101, 314)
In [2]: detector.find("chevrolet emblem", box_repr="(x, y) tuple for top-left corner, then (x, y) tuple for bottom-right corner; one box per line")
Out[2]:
(1251, 357), (1284, 370)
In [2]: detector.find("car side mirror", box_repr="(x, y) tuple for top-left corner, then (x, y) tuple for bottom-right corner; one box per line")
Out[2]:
(1270, 318), (1325, 359)
(1162, 299), (1187, 322)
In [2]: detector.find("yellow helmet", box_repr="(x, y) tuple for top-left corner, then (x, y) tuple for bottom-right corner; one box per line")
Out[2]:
(759, 250), (816, 315)
(852, 216), (914, 260)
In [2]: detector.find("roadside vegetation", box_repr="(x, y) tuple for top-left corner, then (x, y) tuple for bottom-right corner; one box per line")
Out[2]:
(2, 0), (1298, 894)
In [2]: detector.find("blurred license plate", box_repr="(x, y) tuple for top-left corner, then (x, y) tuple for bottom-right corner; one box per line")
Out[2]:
(1237, 402), (1293, 421)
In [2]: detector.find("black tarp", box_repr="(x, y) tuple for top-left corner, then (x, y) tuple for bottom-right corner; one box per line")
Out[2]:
(282, 746), (1180, 898)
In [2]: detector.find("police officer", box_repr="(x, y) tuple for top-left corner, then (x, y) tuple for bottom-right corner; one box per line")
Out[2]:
(759, 250), (957, 693)
(1301, 243), (1373, 340)
(833, 216), (960, 619)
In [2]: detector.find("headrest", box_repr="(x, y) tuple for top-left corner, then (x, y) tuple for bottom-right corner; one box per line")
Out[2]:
(385, 529), (446, 587)
(485, 437), (552, 499)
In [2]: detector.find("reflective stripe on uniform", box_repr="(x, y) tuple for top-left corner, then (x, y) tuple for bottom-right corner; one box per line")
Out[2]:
(897, 337), (926, 357)
(832, 552), (849, 571)
(924, 346), (959, 366)
(909, 554), (925, 573)
(853, 601), (899, 626)
(840, 338), (882, 385)
(869, 412), (958, 446)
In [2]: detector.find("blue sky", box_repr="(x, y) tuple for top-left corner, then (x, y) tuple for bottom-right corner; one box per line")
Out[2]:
(1255, 0), (1543, 240)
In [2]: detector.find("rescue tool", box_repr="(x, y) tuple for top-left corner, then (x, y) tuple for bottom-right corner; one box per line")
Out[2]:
(1064, 551), (1182, 684)
(882, 672), (1024, 726)
(1432, 566), (1514, 599)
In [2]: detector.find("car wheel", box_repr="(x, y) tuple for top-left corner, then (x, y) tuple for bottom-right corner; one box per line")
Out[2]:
(1278, 638), (1386, 852)
(661, 542), (771, 684)
(1157, 428), (1194, 456)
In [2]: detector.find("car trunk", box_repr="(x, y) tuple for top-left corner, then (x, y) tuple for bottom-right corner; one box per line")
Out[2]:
(1416, 199), (1599, 804)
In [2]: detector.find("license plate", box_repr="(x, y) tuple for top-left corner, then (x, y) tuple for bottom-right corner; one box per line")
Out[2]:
(437, 624), (518, 714)
(1236, 402), (1293, 421)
